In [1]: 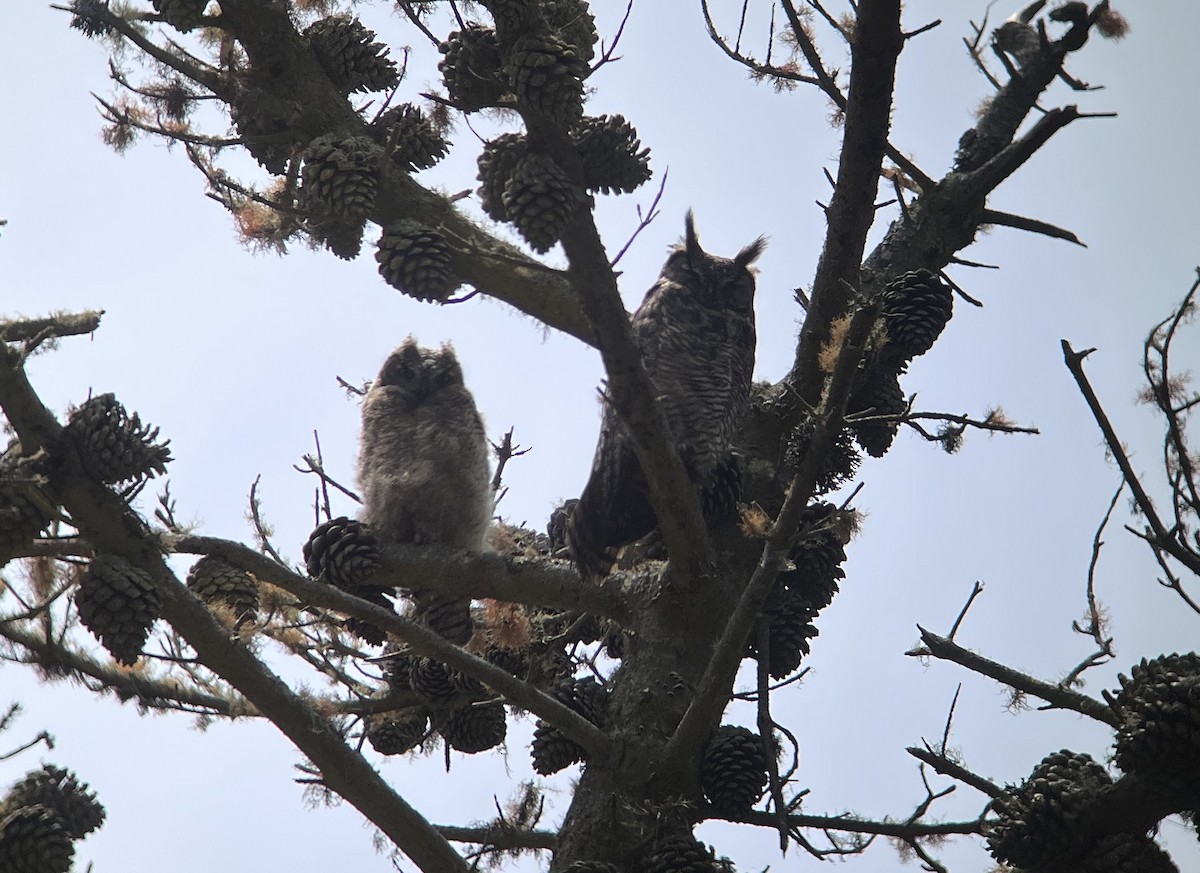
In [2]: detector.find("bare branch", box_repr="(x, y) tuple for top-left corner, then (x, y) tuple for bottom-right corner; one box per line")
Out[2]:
(981, 208), (1086, 246)
(910, 626), (1119, 727)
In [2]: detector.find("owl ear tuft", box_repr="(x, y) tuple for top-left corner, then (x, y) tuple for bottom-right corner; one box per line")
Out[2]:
(734, 236), (767, 270)
(683, 210), (703, 262)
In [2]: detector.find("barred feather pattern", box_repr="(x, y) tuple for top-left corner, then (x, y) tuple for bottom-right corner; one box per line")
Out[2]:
(567, 212), (765, 576)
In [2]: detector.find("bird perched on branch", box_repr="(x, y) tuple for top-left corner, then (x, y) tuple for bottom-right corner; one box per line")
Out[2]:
(566, 212), (766, 576)
(358, 338), (491, 550)
(357, 338), (491, 643)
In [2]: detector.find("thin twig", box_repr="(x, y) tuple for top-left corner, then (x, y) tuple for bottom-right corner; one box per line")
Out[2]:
(610, 170), (668, 268)
(948, 581), (984, 640)
(907, 745), (1004, 799)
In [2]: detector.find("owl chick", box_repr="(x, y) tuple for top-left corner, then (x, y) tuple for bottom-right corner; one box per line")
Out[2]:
(358, 339), (491, 644)
(566, 212), (766, 576)
(358, 338), (492, 551)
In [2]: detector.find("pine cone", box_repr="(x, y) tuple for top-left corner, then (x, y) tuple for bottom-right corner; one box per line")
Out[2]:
(782, 503), (847, 611)
(639, 837), (721, 873)
(439, 26), (506, 111)
(341, 585), (395, 647)
(151, 0), (206, 32)
(307, 213), (366, 260)
(847, 367), (905, 458)
(381, 649), (417, 693)
(304, 16), (399, 94)
(411, 590), (474, 645)
(372, 104), (449, 171)
(229, 87), (301, 175)
(409, 657), (461, 706)
(505, 32), (587, 129)
(531, 676), (607, 774)
(747, 584), (817, 679)
(4, 766), (104, 840)
(76, 554), (161, 666)
(367, 710), (429, 756)
(502, 153), (579, 253)
(186, 555), (258, 628)
(477, 133), (529, 222)
(480, 0), (528, 42)
(1078, 832), (1179, 873)
(64, 393), (172, 485)
(544, 0), (599, 64)
(0, 467), (56, 562)
(69, 0), (113, 37)
(0, 805), (73, 873)
(303, 517), (380, 589)
(987, 749), (1113, 869)
(878, 269), (953, 364)
(301, 135), (380, 220)
(375, 221), (460, 303)
(435, 701), (507, 753)
(484, 646), (529, 681)
(574, 114), (652, 194)
(700, 725), (769, 814)
(1111, 653), (1200, 798)
(785, 416), (861, 495)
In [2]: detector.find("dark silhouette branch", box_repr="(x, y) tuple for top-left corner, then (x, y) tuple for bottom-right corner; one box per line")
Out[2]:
(169, 534), (628, 622)
(907, 746), (1004, 799)
(0, 311), (105, 345)
(434, 824), (557, 851)
(1061, 339), (1200, 579)
(0, 619), (248, 716)
(981, 208), (1086, 246)
(910, 626), (1120, 728)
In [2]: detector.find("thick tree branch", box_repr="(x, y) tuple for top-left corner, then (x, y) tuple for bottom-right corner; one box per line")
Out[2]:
(169, 534), (629, 622)
(981, 208), (1085, 246)
(910, 626), (1119, 728)
(968, 105), (1090, 195)
(906, 746), (1003, 799)
(0, 311), (104, 344)
(434, 824), (557, 851)
(791, 0), (903, 401)
(166, 538), (615, 760)
(726, 807), (983, 839)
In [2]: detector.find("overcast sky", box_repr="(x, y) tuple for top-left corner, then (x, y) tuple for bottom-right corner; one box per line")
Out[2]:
(3, 2), (1199, 871)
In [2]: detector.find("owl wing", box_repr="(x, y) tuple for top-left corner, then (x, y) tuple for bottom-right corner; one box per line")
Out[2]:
(566, 403), (658, 577)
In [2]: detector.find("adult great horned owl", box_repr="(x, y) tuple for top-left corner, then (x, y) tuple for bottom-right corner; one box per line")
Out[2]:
(566, 212), (766, 576)
(357, 338), (491, 552)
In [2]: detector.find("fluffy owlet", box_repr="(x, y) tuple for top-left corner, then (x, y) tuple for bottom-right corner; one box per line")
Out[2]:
(358, 339), (491, 644)
(566, 212), (766, 576)
(358, 338), (492, 551)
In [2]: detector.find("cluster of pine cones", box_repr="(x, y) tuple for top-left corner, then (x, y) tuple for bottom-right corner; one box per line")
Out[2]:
(564, 835), (731, 873)
(301, 517), (613, 768)
(288, 1), (653, 293)
(985, 653), (1200, 871)
(745, 502), (848, 680)
(0, 765), (105, 873)
(844, 269), (954, 458)
(1, 394), (176, 666)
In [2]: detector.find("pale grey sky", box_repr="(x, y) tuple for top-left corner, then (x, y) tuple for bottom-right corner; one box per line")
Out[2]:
(3, 2), (1199, 871)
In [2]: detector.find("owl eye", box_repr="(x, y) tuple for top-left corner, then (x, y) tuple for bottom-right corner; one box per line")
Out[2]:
(383, 360), (417, 386)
